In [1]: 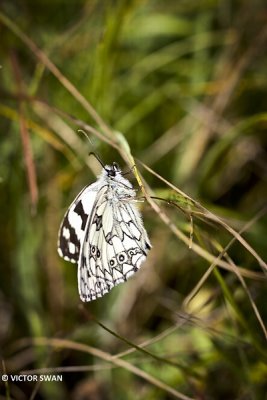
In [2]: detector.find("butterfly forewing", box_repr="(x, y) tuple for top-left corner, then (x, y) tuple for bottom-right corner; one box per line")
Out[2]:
(58, 164), (151, 302)
(57, 184), (99, 263)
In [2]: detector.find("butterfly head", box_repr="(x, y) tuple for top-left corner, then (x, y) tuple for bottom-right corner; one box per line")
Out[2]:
(103, 162), (133, 190)
(105, 162), (120, 178)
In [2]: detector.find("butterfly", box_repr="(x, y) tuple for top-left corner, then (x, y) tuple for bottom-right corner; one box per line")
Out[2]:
(58, 161), (151, 302)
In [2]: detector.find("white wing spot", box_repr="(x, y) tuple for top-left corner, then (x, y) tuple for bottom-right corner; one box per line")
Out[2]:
(62, 227), (70, 239)
(68, 211), (84, 240)
(69, 242), (76, 254)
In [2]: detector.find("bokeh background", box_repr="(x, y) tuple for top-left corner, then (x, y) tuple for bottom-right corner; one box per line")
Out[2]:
(0, 1), (267, 399)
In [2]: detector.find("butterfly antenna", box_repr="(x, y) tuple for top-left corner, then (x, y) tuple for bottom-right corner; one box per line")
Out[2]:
(89, 151), (105, 168)
(78, 129), (95, 147)
(77, 129), (105, 168)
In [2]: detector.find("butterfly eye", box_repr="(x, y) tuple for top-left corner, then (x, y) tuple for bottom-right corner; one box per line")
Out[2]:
(105, 166), (116, 178)
(96, 249), (101, 258)
(128, 249), (135, 257)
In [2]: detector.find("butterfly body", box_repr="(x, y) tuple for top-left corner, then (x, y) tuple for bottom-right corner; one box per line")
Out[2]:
(58, 163), (151, 302)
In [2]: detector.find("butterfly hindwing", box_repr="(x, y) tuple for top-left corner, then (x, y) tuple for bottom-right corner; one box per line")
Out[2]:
(78, 185), (151, 302)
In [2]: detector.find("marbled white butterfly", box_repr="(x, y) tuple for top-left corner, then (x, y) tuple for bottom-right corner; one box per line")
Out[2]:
(58, 162), (151, 302)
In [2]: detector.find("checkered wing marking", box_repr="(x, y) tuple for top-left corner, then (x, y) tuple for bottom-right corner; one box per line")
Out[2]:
(78, 187), (151, 302)
(57, 182), (99, 263)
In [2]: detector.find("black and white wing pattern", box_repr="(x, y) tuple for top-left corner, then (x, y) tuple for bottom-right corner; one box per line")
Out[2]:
(58, 162), (151, 302)
(57, 182), (99, 263)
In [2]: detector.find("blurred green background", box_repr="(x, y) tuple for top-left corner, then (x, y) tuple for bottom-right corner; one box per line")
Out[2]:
(0, 1), (267, 399)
